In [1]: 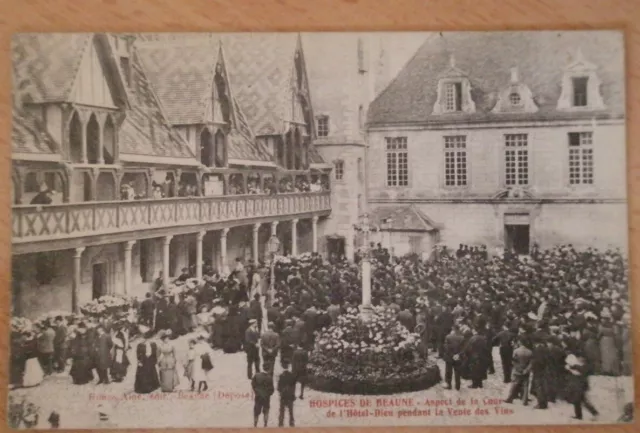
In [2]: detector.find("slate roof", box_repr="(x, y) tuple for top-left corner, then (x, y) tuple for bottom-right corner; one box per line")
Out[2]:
(369, 205), (440, 232)
(222, 33), (299, 136)
(368, 31), (624, 126)
(227, 99), (271, 161)
(12, 33), (90, 103)
(137, 42), (219, 125)
(12, 108), (57, 156)
(118, 50), (195, 159)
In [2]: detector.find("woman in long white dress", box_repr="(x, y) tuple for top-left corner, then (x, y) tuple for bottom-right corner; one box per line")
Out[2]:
(192, 333), (215, 392)
(22, 333), (44, 388)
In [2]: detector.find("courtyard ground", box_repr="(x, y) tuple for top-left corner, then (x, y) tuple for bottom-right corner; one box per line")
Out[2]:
(10, 334), (634, 429)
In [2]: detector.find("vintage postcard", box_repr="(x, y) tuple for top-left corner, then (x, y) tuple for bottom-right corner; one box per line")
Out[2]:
(8, 30), (633, 429)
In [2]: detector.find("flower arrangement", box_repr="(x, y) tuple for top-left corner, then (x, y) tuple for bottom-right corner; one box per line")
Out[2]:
(80, 295), (132, 317)
(308, 306), (441, 394)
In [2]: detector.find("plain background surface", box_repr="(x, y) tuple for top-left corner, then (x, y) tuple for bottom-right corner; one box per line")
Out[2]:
(0, 0), (638, 432)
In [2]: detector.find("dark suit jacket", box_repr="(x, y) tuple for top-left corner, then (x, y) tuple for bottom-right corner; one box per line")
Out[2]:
(278, 371), (297, 401)
(444, 333), (465, 362)
(252, 372), (274, 399)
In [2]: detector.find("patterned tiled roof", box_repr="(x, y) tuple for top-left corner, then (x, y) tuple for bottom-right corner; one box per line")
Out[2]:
(308, 145), (326, 164)
(222, 33), (299, 136)
(12, 108), (57, 155)
(228, 99), (271, 161)
(118, 50), (195, 159)
(369, 205), (440, 232)
(137, 42), (219, 125)
(12, 33), (90, 103)
(369, 31), (624, 126)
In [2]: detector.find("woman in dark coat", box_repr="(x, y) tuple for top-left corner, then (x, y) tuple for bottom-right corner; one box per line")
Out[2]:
(69, 324), (94, 385)
(134, 328), (160, 394)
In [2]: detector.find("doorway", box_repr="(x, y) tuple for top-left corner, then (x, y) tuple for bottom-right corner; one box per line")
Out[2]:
(327, 235), (346, 260)
(504, 224), (530, 255)
(92, 262), (107, 299)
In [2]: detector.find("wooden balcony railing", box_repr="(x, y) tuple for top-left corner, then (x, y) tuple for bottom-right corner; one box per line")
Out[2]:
(12, 191), (331, 243)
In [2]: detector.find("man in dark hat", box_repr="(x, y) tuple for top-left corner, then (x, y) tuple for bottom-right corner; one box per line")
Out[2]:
(245, 319), (261, 379)
(252, 369), (274, 427)
(530, 333), (550, 409)
(139, 293), (155, 327)
(461, 325), (489, 389)
(249, 294), (263, 332)
(279, 319), (298, 369)
(291, 343), (309, 400)
(94, 325), (113, 384)
(277, 363), (297, 427)
(443, 323), (464, 390)
(494, 324), (516, 383)
(261, 323), (280, 374)
(53, 316), (68, 373)
(505, 335), (533, 405)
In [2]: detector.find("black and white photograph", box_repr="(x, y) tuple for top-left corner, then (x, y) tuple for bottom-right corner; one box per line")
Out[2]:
(8, 30), (633, 428)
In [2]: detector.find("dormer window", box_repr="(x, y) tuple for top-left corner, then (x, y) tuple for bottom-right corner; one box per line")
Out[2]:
(433, 55), (475, 115)
(557, 49), (605, 111)
(509, 92), (521, 106)
(572, 77), (588, 107)
(444, 82), (463, 112)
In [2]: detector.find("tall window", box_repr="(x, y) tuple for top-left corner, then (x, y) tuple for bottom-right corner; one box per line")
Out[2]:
(569, 132), (594, 185)
(334, 160), (344, 180)
(444, 82), (463, 112)
(385, 137), (409, 187)
(572, 77), (588, 107)
(505, 134), (529, 186)
(444, 136), (467, 186)
(317, 115), (329, 137)
(120, 57), (131, 88)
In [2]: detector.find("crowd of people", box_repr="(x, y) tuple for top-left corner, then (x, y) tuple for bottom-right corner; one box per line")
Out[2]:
(9, 243), (632, 426)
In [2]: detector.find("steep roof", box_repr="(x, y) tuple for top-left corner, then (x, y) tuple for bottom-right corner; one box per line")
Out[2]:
(12, 33), (90, 103)
(136, 41), (219, 125)
(368, 31), (624, 126)
(12, 109), (57, 157)
(221, 33), (299, 136)
(116, 49), (195, 159)
(369, 205), (440, 232)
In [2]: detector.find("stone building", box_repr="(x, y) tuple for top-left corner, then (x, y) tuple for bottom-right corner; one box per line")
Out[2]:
(11, 33), (332, 318)
(366, 31), (626, 256)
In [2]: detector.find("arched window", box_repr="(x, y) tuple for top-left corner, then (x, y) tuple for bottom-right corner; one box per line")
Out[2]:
(103, 115), (116, 164)
(200, 128), (213, 167)
(69, 111), (83, 163)
(215, 67), (231, 124)
(214, 129), (226, 167)
(86, 114), (100, 164)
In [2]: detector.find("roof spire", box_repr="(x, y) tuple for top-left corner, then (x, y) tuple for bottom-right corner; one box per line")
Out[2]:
(449, 54), (456, 69)
(510, 66), (519, 83)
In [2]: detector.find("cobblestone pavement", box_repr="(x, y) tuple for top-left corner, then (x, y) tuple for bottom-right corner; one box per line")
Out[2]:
(11, 336), (634, 429)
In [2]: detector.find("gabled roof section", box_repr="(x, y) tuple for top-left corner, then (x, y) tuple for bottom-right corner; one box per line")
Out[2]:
(12, 33), (129, 108)
(227, 99), (271, 162)
(369, 205), (441, 232)
(118, 49), (195, 160)
(12, 108), (58, 157)
(136, 38), (219, 125)
(368, 31), (624, 126)
(221, 33), (300, 135)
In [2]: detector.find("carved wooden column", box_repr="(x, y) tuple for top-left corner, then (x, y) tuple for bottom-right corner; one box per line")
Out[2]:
(123, 240), (135, 295)
(253, 223), (261, 261)
(312, 215), (319, 253)
(220, 228), (229, 274)
(72, 247), (85, 313)
(96, 113), (105, 165)
(196, 231), (205, 280)
(162, 235), (173, 287)
(291, 218), (298, 257)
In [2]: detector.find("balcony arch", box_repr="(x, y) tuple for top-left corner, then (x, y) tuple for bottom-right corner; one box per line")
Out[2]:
(96, 172), (116, 201)
(69, 111), (83, 163)
(103, 114), (116, 164)
(86, 113), (101, 164)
